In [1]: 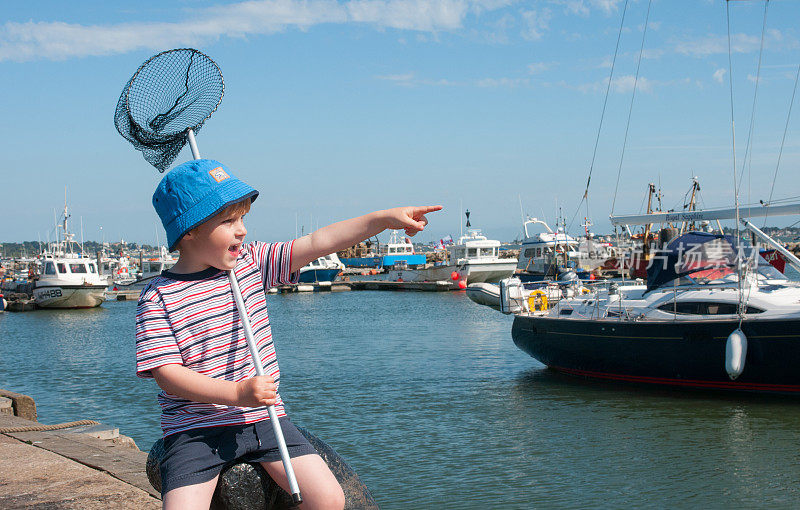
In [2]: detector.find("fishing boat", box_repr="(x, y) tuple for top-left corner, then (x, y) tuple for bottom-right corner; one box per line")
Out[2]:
(33, 201), (106, 309)
(298, 253), (345, 283)
(516, 218), (592, 281)
(338, 240), (381, 268)
(387, 213), (517, 286)
(379, 230), (426, 268)
(508, 205), (800, 394)
(112, 247), (176, 291)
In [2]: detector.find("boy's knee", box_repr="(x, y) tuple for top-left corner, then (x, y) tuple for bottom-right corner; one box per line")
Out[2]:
(321, 483), (345, 510)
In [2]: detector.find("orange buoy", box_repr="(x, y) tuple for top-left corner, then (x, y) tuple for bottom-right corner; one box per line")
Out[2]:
(458, 280), (467, 289)
(450, 271), (459, 281)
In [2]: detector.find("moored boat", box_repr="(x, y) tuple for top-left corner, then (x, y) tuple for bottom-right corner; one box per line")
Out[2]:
(298, 253), (345, 283)
(388, 212), (517, 286)
(33, 201), (106, 309)
(379, 230), (426, 268)
(508, 227), (800, 394)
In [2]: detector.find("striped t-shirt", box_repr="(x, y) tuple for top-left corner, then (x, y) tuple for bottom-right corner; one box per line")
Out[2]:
(135, 241), (298, 437)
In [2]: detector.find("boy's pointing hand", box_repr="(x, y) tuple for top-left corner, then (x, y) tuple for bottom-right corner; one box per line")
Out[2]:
(236, 375), (278, 408)
(382, 205), (443, 236)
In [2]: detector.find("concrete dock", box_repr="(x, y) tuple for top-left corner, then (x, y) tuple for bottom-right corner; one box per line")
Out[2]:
(0, 392), (159, 509)
(273, 280), (453, 293)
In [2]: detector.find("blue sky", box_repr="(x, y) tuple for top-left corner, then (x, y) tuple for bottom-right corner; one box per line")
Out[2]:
(2, 0), (800, 245)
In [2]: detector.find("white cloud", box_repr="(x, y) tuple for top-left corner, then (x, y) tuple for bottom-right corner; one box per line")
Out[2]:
(611, 75), (651, 94)
(376, 71), (535, 88)
(713, 68), (726, 83)
(376, 72), (416, 83)
(521, 8), (552, 41)
(551, 0), (620, 16)
(527, 62), (551, 74)
(590, 0), (621, 15)
(375, 71), (456, 86)
(476, 77), (530, 87)
(577, 74), (653, 94)
(674, 30), (794, 58)
(0, 0), (493, 62)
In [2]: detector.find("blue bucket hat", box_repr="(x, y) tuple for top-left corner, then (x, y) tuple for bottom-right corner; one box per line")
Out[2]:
(153, 159), (258, 251)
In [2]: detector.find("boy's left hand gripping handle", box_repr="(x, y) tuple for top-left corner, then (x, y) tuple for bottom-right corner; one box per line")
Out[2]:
(228, 270), (303, 502)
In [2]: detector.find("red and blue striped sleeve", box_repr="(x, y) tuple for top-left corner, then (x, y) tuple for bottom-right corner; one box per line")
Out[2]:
(247, 241), (300, 289)
(135, 294), (183, 379)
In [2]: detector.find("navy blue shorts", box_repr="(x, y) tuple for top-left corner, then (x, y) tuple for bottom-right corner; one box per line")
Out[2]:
(159, 417), (317, 495)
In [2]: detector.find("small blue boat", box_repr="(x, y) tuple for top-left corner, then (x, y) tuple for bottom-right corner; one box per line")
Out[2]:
(379, 231), (426, 268)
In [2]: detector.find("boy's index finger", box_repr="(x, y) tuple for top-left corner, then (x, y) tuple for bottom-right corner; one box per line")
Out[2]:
(415, 205), (443, 215)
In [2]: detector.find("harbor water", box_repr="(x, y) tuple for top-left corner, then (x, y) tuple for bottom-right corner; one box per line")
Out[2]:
(2, 290), (800, 508)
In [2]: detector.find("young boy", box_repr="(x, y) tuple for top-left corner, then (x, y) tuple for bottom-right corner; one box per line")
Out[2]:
(136, 159), (440, 509)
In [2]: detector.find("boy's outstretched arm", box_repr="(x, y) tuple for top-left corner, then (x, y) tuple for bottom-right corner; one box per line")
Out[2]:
(290, 206), (442, 273)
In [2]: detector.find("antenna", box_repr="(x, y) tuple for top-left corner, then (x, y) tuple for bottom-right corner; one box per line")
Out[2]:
(459, 200), (463, 239)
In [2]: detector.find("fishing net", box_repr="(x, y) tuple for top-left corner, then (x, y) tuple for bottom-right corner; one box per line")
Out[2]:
(114, 48), (224, 172)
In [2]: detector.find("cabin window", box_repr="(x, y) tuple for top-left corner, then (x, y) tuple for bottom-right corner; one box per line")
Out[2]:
(657, 302), (764, 315)
(524, 249), (535, 257)
(88, 264), (97, 273)
(45, 262), (56, 275)
(560, 309), (573, 315)
(57, 263), (67, 273)
(70, 263), (87, 273)
(467, 248), (477, 257)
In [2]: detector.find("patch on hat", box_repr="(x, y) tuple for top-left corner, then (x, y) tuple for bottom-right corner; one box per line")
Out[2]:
(209, 167), (230, 183)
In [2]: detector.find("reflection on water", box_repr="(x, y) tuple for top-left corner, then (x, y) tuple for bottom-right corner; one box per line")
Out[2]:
(1, 292), (800, 508)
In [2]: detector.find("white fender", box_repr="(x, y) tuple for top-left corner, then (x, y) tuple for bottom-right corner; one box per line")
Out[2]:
(499, 277), (523, 315)
(725, 328), (747, 380)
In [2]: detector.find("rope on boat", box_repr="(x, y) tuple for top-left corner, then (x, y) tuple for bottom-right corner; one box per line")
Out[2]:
(569, 0), (630, 232)
(0, 419), (100, 433)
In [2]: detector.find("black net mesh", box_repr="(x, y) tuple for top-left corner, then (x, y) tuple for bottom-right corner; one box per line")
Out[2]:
(114, 48), (224, 172)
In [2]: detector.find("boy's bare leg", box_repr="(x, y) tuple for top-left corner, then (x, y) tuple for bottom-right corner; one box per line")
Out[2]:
(261, 455), (345, 510)
(162, 474), (220, 510)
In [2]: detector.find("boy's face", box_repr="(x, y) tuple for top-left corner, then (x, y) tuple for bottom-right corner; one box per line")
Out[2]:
(180, 209), (247, 270)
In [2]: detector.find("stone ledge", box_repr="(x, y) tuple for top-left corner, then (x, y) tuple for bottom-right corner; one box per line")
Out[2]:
(0, 389), (37, 421)
(0, 434), (159, 509)
(1, 413), (157, 499)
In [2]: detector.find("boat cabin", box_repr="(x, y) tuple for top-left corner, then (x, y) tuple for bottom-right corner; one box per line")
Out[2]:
(42, 259), (98, 276)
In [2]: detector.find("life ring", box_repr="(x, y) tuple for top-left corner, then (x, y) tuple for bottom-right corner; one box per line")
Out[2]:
(527, 290), (548, 311)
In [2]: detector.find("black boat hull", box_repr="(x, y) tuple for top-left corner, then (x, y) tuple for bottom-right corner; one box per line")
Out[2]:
(511, 315), (800, 393)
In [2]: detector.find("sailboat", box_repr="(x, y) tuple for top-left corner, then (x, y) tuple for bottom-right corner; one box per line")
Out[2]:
(505, 1), (800, 393)
(508, 205), (800, 393)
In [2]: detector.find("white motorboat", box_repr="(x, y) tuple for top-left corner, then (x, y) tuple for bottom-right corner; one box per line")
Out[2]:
(112, 247), (177, 291)
(388, 229), (517, 286)
(33, 201), (106, 309)
(388, 211), (517, 286)
(467, 280), (581, 311)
